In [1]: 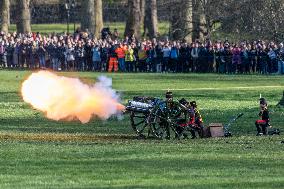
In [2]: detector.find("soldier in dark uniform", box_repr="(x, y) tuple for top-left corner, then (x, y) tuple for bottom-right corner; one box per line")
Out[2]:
(163, 92), (189, 139)
(255, 98), (270, 135)
(189, 101), (204, 139)
(176, 98), (205, 139)
(176, 98), (194, 139)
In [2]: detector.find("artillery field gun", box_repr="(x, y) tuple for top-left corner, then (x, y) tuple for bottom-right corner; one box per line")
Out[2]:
(125, 96), (189, 139)
(125, 96), (242, 139)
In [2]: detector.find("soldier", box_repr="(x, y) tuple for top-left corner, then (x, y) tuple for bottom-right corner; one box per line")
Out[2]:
(176, 98), (193, 139)
(189, 101), (204, 139)
(255, 98), (270, 135)
(164, 92), (190, 139)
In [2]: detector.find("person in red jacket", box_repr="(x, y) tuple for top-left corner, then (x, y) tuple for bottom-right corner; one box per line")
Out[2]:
(255, 98), (270, 135)
(115, 43), (126, 72)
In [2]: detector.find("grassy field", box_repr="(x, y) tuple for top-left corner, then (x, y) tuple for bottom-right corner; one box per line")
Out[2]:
(8, 22), (171, 38)
(0, 71), (284, 188)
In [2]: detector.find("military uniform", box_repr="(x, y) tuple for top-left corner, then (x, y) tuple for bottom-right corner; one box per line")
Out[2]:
(255, 98), (270, 135)
(189, 101), (204, 139)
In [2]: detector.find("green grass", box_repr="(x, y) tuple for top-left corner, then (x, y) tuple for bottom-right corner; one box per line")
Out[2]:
(0, 71), (284, 188)
(8, 22), (171, 37)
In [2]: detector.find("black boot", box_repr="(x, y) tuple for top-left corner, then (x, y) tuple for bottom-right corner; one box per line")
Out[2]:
(261, 125), (268, 135)
(198, 129), (204, 138)
(190, 130), (196, 139)
(255, 123), (262, 136)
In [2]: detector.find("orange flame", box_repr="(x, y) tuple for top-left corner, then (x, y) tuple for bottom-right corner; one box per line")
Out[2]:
(21, 71), (125, 123)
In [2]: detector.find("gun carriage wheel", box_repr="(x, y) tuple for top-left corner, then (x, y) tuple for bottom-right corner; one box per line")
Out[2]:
(126, 96), (188, 139)
(149, 101), (187, 139)
(129, 111), (149, 138)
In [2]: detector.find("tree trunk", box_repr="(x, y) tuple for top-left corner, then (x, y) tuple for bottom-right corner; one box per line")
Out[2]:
(192, 0), (206, 42)
(140, 0), (145, 34)
(81, 0), (103, 38)
(0, 0), (10, 33)
(16, 0), (31, 33)
(124, 0), (141, 38)
(182, 0), (193, 42)
(94, 0), (103, 38)
(144, 0), (158, 38)
(81, 0), (95, 33)
(171, 0), (193, 42)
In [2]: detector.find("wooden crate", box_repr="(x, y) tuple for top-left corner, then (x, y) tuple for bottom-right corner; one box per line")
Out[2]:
(209, 123), (224, 137)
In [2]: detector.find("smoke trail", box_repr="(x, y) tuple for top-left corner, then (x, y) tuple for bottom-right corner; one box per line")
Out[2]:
(21, 71), (125, 123)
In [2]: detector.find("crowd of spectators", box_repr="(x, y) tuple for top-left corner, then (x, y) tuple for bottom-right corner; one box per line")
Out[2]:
(0, 29), (284, 74)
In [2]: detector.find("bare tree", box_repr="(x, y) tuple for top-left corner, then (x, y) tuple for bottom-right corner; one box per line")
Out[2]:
(170, 0), (193, 42)
(219, 0), (284, 41)
(0, 0), (10, 33)
(124, 0), (141, 38)
(144, 0), (158, 38)
(17, 0), (31, 33)
(198, 0), (223, 39)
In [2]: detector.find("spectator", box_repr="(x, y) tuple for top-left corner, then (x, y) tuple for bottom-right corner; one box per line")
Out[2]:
(138, 44), (147, 72)
(232, 45), (241, 73)
(224, 42), (232, 73)
(155, 42), (163, 73)
(191, 42), (199, 72)
(125, 44), (135, 72)
(115, 43), (126, 72)
(0, 41), (6, 68)
(258, 45), (268, 74)
(278, 43), (284, 74)
(0, 31), (282, 75)
(101, 42), (109, 72)
(170, 41), (179, 72)
(178, 42), (188, 72)
(268, 46), (277, 73)
(75, 42), (85, 71)
(37, 42), (46, 69)
(6, 41), (14, 68)
(108, 42), (118, 72)
(162, 43), (171, 72)
(249, 44), (258, 73)
(65, 43), (75, 71)
(84, 40), (93, 71)
(92, 45), (101, 71)
(207, 45), (215, 73)
(241, 44), (250, 73)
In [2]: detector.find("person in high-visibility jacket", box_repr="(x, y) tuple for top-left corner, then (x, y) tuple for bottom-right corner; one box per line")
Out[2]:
(115, 43), (126, 72)
(138, 45), (148, 72)
(108, 43), (118, 72)
(125, 45), (135, 72)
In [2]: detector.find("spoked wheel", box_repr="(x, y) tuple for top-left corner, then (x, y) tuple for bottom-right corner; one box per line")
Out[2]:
(149, 103), (186, 139)
(130, 111), (149, 138)
(148, 106), (171, 139)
